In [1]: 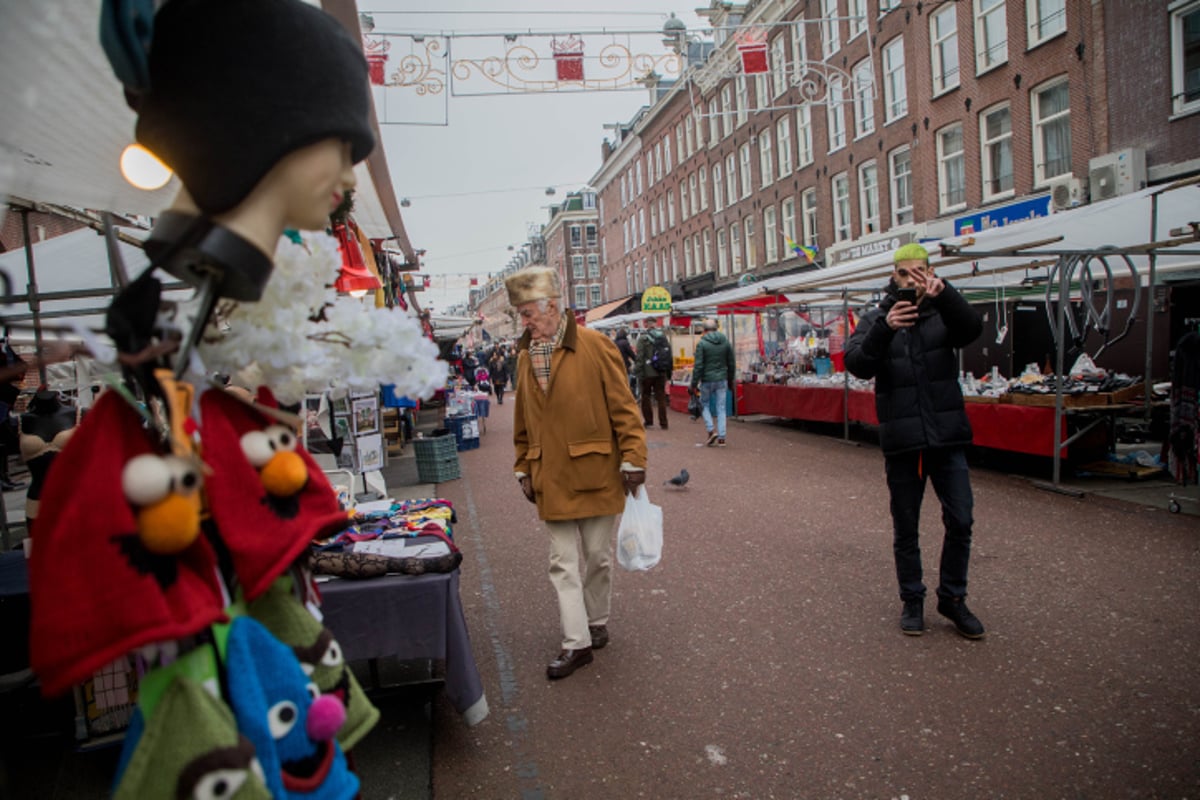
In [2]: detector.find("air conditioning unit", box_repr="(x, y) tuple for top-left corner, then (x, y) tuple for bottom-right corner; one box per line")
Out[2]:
(1088, 147), (1147, 202)
(1048, 174), (1088, 211)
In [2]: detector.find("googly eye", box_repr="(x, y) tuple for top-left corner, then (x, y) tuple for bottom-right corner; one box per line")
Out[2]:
(264, 424), (297, 453)
(165, 456), (201, 496)
(122, 454), (172, 507)
(267, 700), (298, 740)
(191, 768), (250, 800)
(320, 640), (343, 669)
(306, 682), (320, 701)
(239, 430), (274, 468)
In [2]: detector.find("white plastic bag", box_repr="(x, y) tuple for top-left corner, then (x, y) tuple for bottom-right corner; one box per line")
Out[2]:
(616, 487), (663, 571)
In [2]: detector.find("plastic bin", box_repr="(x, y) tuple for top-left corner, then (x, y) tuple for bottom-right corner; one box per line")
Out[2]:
(413, 434), (460, 483)
(445, 414), (480, 451)
(813, 357), (832, 376)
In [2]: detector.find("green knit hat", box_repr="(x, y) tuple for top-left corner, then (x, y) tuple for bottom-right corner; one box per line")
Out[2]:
(893, 243), (930, 263)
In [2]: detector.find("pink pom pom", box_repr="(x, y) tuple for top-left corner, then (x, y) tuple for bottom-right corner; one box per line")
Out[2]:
(306, 694), (346, 742)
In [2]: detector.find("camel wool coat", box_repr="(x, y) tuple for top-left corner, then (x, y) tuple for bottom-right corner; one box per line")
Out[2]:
(513, 315), (647, 521)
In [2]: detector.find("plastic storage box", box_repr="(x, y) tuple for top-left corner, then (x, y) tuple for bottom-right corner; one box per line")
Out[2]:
(445, 414), (480, 451)
(413, 434), (460, 483)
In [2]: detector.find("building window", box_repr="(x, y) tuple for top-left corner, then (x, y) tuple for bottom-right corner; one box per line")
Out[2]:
(590, 285), (602, 307)
(1028, 0), (1066, 48)
(763, 206), (778, 264)
(744, 216), (757, 270)
(890, 146), (913, 226)
(694, 111), (705, 150)
(879, 0), (901, 12)
(858, 161), (880, 235)
(572, 255), (584, 279)
(583, 191), (596, 210)
(937, 123), (966, 211)
(721, 85), (734, 137)
(755, 74), (770, 112)
(667, 191), (676, 227)
(791, 20), (808, 81)
(827, 76), (846, 151)
(575, 285), (587, 308)
(670, 246), (679, 281)
(693, 235), (703, 278)
(821, 0), (841, 59)
(736, 76), (749, 126)
(1172, 1), (1200, 116)
(684, 239), (694, 276)
(587, 253), (600, 277)
(776, 116), (792, 176)
(848, 0), (867, 41)
(685, 117), (695, 157)
(980, 103), (1014, 199)
(759, 128), (774, 187)
(801, 188), (818, 248)
(726, 153), (738, 204)
(881, 37), (907, 122)
(975, 0), (1008, 74)
(626, 265), (634, 292)
(831, 172), (851, 243)
(642, 258), (648, 289)
(708, 99), (721, 143)
(636, 160), (643, 194)
(1032, 77), (1071, 184)
(771, 36), (788, 98)
(713, 163), (724, 210)
(689, 172), (700, 216)
(730, 223), (743, 273)
(796, 105), (814, 167)
(680, 180), (690, 221)
(717, 229), (728, 276)
(622, 220), (629, 253)
(570, 225), (582, 248)
(739, 144), (753, 198)
(930, 5), (960, 95)
(675, 124), (685, 166)
(649, 205), (658, 237)
(663, 135), (673, 173)
(699, 166), (709, 209)
(585, 224), (597, 248)
(781, 197), (797, 244)
(852, 58), (875, 138)
(703, 229), (713, 273)
(652, 252), (661, 284)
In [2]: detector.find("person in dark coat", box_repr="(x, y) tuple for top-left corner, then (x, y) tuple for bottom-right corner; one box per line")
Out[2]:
(614, 327), (637, 394)
(488, 348), (510, 405)
(689, 319), (736, 446)
(634, 318), (671, 429)
(844, 243), (985, 640)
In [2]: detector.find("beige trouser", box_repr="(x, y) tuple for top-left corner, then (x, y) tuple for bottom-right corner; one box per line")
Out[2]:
(545, 514), (618, 650)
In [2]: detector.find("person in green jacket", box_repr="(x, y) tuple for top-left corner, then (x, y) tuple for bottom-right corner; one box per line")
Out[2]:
(689, 318), (736, 446)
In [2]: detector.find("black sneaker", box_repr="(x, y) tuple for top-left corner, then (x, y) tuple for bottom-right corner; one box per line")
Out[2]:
(937, 597), (985, 639)
(900, 599), (924, 635)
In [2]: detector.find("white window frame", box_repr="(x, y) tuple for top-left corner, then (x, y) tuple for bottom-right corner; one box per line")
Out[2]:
(713, 163), (724, 211)
(826, 76), (846, 152)
(763, 206), (779, 264)
(670, 245), (679, 281)
(730, 223), (743, 273)
(680, 180), (690, 221)
(937, 122), (967, 212)
(831, 172), (851, 243)
(699, 166), (709, 209)
(585, 224), (597, 248)
(708, 99), (721, 144)
(684, 239), (694, 277)
(667, 190), (676, 228)
(664, 135), (673, 173)
(852, 58), (875, 138)
(717, 229), (728, 277)
(1027, 0), (1066, 49)
(801, 188), (818, 248)
(575, 285), (587, 308)
(721, 85), (734, 137)
(726, 153), (738, 205)
(759, 128), (774, 188)
(744, 216), (757, 271)
(776, 116), (793, 176)
(590, 284), (602, 308)
(676, 123), (686, 164)
(685, 117), (696, 157)
(639, 208), (646, 246)
(736, 76), (749, 126)
(821, 0), (841, 59)
(652, 251), (661, 285)
(626, 265), (634, 292)
(649, 205), (658, 237)
(848, 0), (867, 41)
(689, 172), (700, 216)
(693, 235), (703, 278)
(980, 102), (1014, 201)
(1031, 76), (1072, 184)
(1171, 1), (1200, 116)
(572, 254), (585, 279)
(703, 229), (713, 273)
(771, 36), (788, 98)
(975, 0), (1008, 75)
(739, 143), (753, 198)
(636, 160), (644, 194)
(882, 36), (908, 122)
(755, 74), (770, 111)
(889, 145), (913, 227)
(694, 111), (706, 150)
(791, 21), (808, 82)
(570, 225), (582, 248)
(781, 197), (797, 244)
(796, 105), (814, 167)
(930, 5), (960, 96)
(587, 253), (600, 277)
(858, 161), (880, 236)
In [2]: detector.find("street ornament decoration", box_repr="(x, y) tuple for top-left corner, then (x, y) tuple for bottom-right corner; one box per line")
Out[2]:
(735, 28), (769, 74)
(551, 34), (585, 82)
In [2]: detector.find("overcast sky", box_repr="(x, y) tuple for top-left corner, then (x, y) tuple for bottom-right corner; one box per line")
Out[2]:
(364, 2), (709, 312)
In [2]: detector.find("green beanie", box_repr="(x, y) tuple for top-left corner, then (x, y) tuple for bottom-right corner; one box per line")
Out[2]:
(893, 243), (929, 263)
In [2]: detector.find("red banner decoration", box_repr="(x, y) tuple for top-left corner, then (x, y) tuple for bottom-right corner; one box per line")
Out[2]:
(551, 35), (585, 82)
(735, 27), (769, 75)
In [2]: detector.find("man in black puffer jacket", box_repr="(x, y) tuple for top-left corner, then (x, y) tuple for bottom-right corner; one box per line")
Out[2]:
(844, 243), (985, 640)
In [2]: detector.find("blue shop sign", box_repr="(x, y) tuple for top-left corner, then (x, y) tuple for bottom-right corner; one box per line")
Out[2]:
(954, 194), (1052, 235)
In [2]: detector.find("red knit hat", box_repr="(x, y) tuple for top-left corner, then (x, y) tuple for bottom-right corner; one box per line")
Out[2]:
(200, 388), (349, 601)
(29, 392), (226, 697)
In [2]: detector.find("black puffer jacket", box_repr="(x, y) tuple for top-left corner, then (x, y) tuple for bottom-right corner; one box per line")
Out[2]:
(844, 281), (982, 455)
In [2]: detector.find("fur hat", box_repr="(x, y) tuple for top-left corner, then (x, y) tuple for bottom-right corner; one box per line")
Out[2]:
(893, 243), (930, 263)
(505, 267), (561, 307)
(134, 0), (375, 215)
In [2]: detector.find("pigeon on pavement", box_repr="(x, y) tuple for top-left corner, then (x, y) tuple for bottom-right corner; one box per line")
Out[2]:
(664, 468), (689, 488)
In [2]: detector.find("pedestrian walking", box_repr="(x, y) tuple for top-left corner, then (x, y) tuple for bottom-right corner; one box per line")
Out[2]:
(844, 243), (986, 639)
(634, 317), (671, 430)
(689, 318), (736, 447)
(488, 348), (510, 405)
(614, 327), (637, 393)
(506, 266), (647, 680)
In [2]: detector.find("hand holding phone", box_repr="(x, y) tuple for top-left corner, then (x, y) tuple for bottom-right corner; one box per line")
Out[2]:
(896, 287), (918, 305)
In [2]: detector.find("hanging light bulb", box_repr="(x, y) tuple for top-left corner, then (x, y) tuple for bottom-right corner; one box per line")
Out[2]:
(120, 143), (172, 190)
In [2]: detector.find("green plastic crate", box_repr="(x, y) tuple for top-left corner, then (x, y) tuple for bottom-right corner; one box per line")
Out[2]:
(414, 434), (460, 483)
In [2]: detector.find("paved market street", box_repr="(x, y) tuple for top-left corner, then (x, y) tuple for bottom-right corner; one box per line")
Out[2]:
(426, 399), (1199, 799)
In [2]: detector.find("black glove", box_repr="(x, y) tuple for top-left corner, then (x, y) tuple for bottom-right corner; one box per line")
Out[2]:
(518, 475), (536, 503)
(622, 470), (645, 496)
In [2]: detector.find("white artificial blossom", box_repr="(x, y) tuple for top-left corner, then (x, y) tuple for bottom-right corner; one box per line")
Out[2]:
(198, 231), (446, 403)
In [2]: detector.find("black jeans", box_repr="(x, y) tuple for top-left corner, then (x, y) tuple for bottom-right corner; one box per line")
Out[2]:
(884, 446), (974, 603)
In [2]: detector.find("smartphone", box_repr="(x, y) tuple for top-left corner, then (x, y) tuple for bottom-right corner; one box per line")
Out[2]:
(896, 288), (918, 305)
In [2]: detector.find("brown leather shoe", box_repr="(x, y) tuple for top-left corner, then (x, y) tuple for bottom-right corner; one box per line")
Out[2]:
(588, 625), (609, 649)
(546, 647), (593, 679)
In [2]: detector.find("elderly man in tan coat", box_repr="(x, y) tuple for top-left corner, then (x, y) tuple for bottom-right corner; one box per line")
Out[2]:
(507, 266), (648, 679)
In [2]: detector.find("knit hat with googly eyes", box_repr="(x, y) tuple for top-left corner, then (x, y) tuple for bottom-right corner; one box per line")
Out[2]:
(28, 391), (226, 697)
(200, 388), (351, 601)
